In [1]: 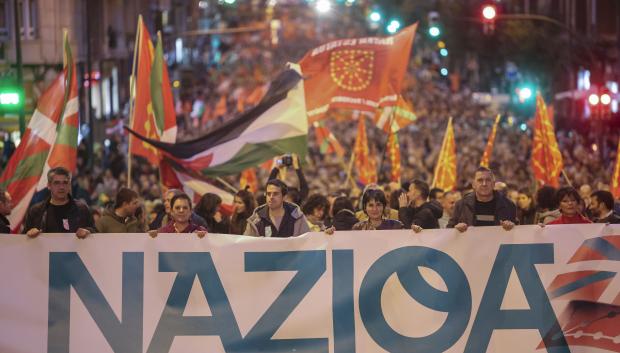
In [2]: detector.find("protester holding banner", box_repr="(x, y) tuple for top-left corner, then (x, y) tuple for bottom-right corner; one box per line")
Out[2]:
(244, 179), (310, 237)
(353, 188), (405, 231)
(228, 189), (257, 235)
(447, 166), (517, 232)
(0, 187), (11, 233)
(23, 167), (95, 239)
(328, 196), (358, 231)
(149, 189), (208, 230)
(516, 188), (537, 225)
(150, 193), (207, 237)
(534, 185), (561, 225)
(547, 187), (592, 225)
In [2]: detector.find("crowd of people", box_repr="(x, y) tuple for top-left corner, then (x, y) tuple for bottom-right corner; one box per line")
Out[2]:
(0, 3), (619, 236)
(1, 164), (617, 238)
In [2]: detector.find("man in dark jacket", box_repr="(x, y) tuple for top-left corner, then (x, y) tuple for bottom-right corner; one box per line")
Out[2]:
(96, 187), (145, 233)
(24, 167), (95, 238)
(0, 188), (12, 233)
(589, 190), (620, 224)
(398, 179), (442, 229)
(447, 167), (517, 232)
(245, 179), (310, 237)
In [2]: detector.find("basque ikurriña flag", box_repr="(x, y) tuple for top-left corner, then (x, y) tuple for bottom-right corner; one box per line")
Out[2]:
(126, 67), (307, 178)
(541, 235), (620, 352)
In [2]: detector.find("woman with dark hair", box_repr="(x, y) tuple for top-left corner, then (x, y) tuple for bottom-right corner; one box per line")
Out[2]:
(329, 196), (358, 231)
(150, 193), (207, 237)
(352, 189), (403, 230)
(229, 190), (257, 235)
(534, 185), (561, 224)
(547, 187), (592, 225)
(302, 194), (330, 231)
(516, 188), (536, 225)
(195, 193), (230, 234)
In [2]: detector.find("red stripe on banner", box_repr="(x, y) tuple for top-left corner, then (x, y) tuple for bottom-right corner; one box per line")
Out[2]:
(602, 235), (620, 250)
(568, 246), (608, 263)
(548, 271), (604, 292)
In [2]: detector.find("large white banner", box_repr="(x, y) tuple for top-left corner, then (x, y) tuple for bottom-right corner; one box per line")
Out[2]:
(0, 225), (619, 353)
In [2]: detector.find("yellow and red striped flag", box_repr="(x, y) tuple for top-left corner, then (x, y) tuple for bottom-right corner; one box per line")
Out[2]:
(387, 131), (401, 183)
(432, 117), (457, 191)
(611, 137), (620, 199)
(353, 117), (377, 185)
(480, 114), (501, 168)
(374, 95), (418, 133)
(531, 93), (563, 187)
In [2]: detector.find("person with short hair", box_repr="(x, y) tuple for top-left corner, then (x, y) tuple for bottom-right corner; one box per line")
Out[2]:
(589, 190), (620, 224)
(195, 193), (230, 234)
(150, 193), (207, 237)
(0, 188), (12, 233)
(447, 167), (517, 232)
(516, 188), (536, 225)
(23, 167), (95, 238)
(534, 185), (560, 224)
(95, 187), (145, 233)
(244, 179), (310, 237)
(547, 187), (592, 225)
(329, 196), (358, 231)
(302, 194), (330, 231)
(353, 189), (404, 231)
(149, 188), (208, 230)
(398, 179), (442, 229)
(438, 191), (460, 228)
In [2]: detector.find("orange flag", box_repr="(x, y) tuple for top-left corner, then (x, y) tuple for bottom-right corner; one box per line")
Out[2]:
(240, 168), (258, 192)
(300, 23), (418, 123)
(432, 117), (457, 191)
(353, 117), (377, 185)
(480, 114), (501, 168)
(374, 95), (418, 133)
(611, 137), (620, 199)
(531, 93), (563, 187)
(387, 131), (401, 183)
(313, 121), (345, 157)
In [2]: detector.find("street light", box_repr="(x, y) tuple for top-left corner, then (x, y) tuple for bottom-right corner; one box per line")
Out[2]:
(315, 0), (331, 13)
(482, 5), (497, 21)
(369, 11), (381, 23)
(518, 87), (532, 101)
(588, 93), (600, 106)
(387, 20), (401, 34)
(428, 26), (441, 37)
(439, 48), (448, 57)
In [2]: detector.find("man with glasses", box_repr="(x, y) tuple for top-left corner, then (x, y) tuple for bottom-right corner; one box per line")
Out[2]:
(23, 167), (95, 238)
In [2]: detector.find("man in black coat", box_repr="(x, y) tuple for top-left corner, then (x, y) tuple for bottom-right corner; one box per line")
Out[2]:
(0, 188), (12, 233)
(23, 167), (95, 238)
(447, 167), (517, 232)
(398, 179), (443, 229)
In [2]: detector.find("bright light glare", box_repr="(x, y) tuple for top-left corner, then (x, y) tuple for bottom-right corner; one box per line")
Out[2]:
(482, 5), (496, 20)
(588, 93), (599, 106)
(428, 26), (440, 37)
(600, 93), (611, 105)
(369, 12), (381, 22)
(519, 87), (532, 101)
(315, 0), (331, 13)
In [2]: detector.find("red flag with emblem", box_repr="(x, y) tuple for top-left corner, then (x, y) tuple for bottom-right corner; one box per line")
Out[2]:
(299, 23), (417, 123)
(432, 117), (457, 191)
(480, 114), (501, 168)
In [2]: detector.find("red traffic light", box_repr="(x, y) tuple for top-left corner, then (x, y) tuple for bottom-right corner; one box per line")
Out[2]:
(482, 5), (497, 21)
(588, 93), (600, 106)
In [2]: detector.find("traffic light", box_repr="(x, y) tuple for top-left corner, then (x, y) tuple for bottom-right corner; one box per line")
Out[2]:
(387, 19), (401, 34)
(427, 11), (441, 39)
(481, 3), (497, 34)
(0, 85), (23, 113)
(588, 87), (612, 119)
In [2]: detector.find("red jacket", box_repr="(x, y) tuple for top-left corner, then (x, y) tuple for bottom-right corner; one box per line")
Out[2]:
(547, 214), (592, 225)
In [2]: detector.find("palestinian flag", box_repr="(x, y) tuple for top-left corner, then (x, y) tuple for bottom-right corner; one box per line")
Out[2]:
(128, 17), (177, 165)
(0, 31), (78, 232)
(126, 67), (307, 177)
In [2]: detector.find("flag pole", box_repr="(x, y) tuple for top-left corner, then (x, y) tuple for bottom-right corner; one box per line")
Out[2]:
(377, 108), (397, 183)
(127, 15), (142, 188)
(216, 177), (239, 194)
(561, 169), (574, 188)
